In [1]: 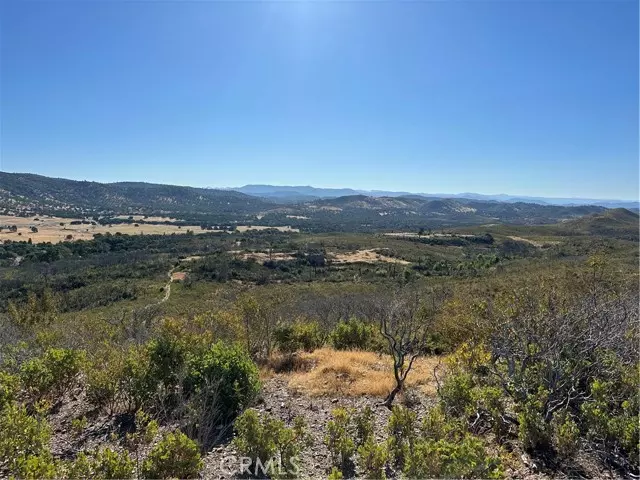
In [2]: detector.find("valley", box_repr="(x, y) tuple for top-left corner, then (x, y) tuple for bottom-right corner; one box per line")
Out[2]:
(0, 173), (638, 479)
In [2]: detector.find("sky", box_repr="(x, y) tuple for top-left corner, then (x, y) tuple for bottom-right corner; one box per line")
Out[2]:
(1, 0), (638, 200)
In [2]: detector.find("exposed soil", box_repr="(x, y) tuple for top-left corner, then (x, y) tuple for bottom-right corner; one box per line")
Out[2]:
(330, 249), (410, 265)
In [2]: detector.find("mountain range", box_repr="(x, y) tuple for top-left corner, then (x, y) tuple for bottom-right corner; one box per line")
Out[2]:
(233, 184), (639, 209)
(1, 172), (634, 233)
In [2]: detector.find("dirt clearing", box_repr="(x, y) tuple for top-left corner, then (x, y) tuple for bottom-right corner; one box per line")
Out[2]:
(330, 249), (410, 265)
(236, 225), (300, 233)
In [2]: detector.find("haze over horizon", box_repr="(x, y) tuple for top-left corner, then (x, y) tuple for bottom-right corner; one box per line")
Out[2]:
(1, 1), (638, 200)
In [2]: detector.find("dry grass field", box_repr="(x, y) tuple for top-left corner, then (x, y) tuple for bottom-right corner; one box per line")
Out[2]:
(330, 249), (410, 265)
(113, 215), (177, 222)
(235, 225), (300, 233)
(0, 215), (215, 244)
(286, 348), (440, 398)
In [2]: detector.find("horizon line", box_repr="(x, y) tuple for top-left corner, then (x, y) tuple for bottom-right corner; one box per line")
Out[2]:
(2, 170), (638, 204)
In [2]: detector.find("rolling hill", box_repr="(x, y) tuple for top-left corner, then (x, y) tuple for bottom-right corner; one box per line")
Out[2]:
(0, 172), (270, 217)
(557, 208), (639, 240)
(0, 172), (614, 231)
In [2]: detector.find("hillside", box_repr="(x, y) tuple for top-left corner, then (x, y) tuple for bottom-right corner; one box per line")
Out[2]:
(557, 208), (639, 240)
(0, 172), (610, 231)
(0, 172), (270, 217)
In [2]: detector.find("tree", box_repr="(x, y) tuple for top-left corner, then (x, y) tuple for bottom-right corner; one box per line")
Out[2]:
(377, 291), (432, 409)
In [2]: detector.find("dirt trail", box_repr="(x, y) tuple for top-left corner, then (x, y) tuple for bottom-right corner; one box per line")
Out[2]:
(142, 266), (176, 311)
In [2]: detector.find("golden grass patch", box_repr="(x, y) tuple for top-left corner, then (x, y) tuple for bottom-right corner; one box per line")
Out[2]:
(235, 225), (300, 233)
(330, 249), (410, 265)
(0, 215), (217, 244)
(286, 348), (440, 398)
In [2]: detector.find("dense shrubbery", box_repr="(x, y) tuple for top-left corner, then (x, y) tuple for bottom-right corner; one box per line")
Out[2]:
(0, 402), (53, 476)
(330, 317), (381, 351)
(20, 348), (85, 400)
(273, 321), (324, 353)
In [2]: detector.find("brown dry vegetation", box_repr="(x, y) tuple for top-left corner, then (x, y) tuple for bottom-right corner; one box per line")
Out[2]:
(330, 249), (410, 265)
(286, 348), (440, 397)
(230, 250), (297, 262)
(0, 215), (214, 244)
(235, 225), (300, 232)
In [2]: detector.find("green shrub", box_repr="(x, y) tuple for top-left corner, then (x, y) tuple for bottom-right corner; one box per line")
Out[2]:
(119, 345), (156, 413)
(142, 431), (202, 479)
(0, 371), (20, 410)
(353, 405), (374, 446)
(357, 437), (389, 479)
(517, 388), (551, 452)
(327, 466), (344, 479)
(86, 354), (122, 413)
(471, 385), (509, 440)
(387, 405), (416, 468)
(552, 412), (580, 459)
(421, 404), (464, 441)
(68, 448), (135, 479)
(20, 348), (85, 400)
(438, 370), (474, 417)
(330, 318), (377, 351)
(581, 378), (639, 457)
(233, 409), (278, 474)
(233, 409), (311, 479)
(15, 451), (59, 479)
(147, 332), (188, 388)
(186, 342), (260, 419)
(274, 321), (324, 353)
(125, 410), (159, 452)
(71, 416), (88, 437)
(325, 408), (356, 472)
(0, 402), (55, 476)
(404, 435), (503, 479)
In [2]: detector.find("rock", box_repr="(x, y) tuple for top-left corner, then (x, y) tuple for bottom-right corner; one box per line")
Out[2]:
(331, 398), (338, 403)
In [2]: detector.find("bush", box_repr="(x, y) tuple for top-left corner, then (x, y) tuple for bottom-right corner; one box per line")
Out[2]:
(20, 348), (85, 400)
(387, 406), (416, 468)
(15, 451), (59, 479)
(330, 318), (378, 351)
(404, 435), (503, 479)
(142, 431), (202, 479)
(66, 448), (135, 479)
(421, 404), (464, 441)
(353, 406), (374, 446)
(357, 437), (389, 479)
(186, 342), (260, 419)
(327, 466), (344, 479)
(517, 389), (551, 452)
(86, 352), (123, 413)
(0, 371), (20, 410)
(325, 408), (356, 472)
(273, 321), (323, 354)
(552, 412), (580, 459)
(0, 402), (52, 474)
(438, 370), (474, 417)
(233, 409), (311, 478)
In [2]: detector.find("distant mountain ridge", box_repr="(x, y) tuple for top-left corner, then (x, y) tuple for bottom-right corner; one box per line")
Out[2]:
(0, 172), (624, 232)
(234, 184), (639, 209)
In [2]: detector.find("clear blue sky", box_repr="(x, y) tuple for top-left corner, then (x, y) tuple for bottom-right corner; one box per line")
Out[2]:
(1, 0), (638, 200)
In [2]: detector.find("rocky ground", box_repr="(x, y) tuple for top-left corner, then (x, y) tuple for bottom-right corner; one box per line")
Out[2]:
(40, 374), (627, 480)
